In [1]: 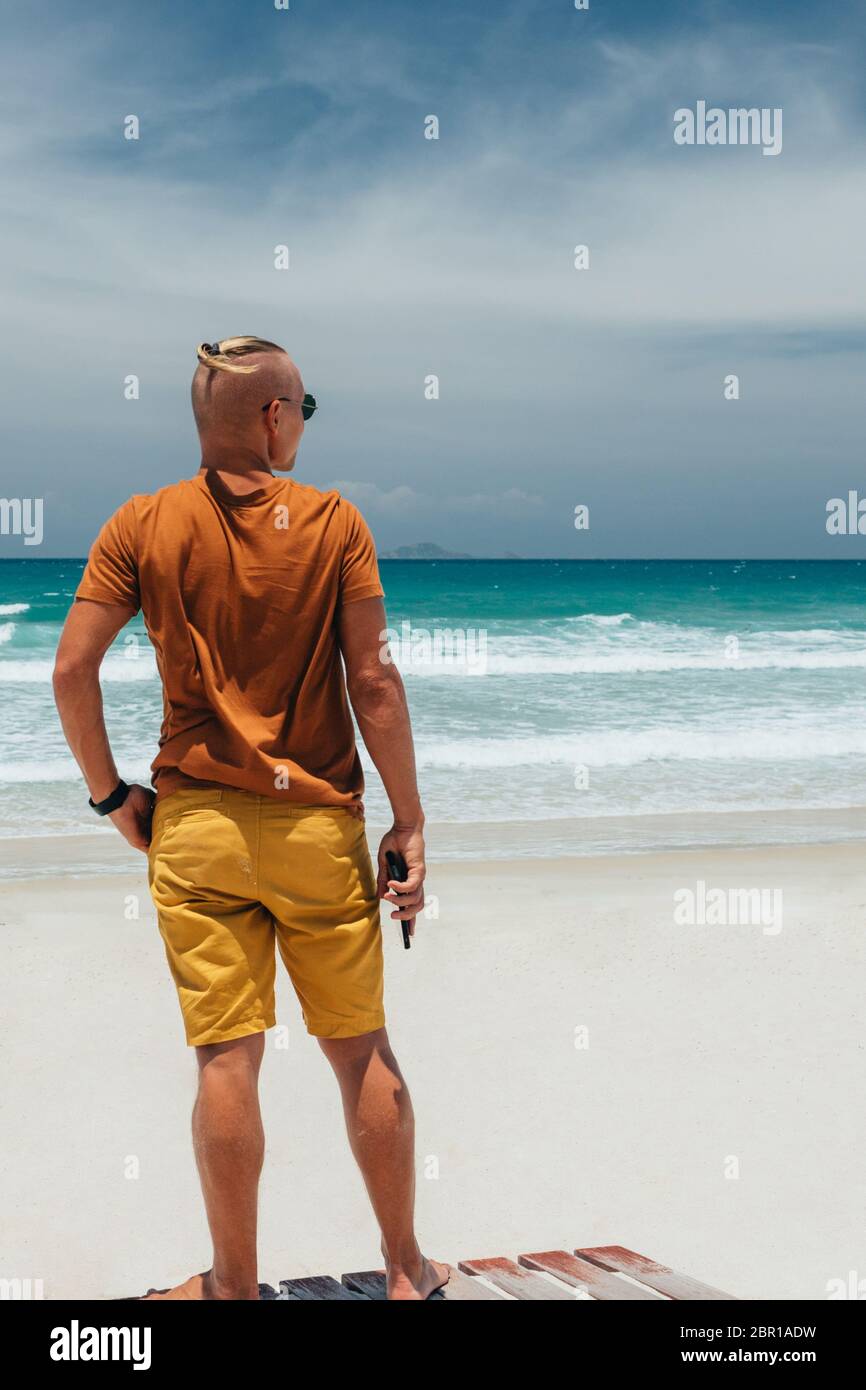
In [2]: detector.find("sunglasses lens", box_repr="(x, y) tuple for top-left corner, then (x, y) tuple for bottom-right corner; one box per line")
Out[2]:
(302, 394), (316, 421)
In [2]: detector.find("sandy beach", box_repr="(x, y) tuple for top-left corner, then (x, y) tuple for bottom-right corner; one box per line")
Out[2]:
(1, 833), (863, 1300)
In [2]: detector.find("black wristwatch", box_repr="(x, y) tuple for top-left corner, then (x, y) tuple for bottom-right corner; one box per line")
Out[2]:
(89, 779), (130, 816)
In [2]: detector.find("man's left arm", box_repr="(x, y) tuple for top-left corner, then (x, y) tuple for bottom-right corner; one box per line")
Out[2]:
(53, 599), (155, 851)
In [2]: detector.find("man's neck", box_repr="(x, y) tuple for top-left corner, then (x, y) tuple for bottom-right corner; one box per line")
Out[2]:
(198, 449), (275, 498)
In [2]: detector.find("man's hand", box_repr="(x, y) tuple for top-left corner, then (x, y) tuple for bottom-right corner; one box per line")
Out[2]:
(377, 823), (426, 939)
(108, 783), (156, 852)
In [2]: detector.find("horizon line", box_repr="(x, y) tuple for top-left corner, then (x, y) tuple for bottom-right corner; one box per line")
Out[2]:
(3, 555), (865, 565)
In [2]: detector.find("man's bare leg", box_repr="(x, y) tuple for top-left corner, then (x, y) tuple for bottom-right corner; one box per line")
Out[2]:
(319, 1027), (448, 1300)
(143, 1033), (264, 1300)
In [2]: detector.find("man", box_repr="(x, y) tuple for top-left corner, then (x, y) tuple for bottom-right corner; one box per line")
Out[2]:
(53, 335), (447, 1301)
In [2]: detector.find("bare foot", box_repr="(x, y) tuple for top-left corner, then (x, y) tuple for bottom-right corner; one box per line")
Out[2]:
(383, 1245), (450, 1301)
(141, 1271), (259, 1301)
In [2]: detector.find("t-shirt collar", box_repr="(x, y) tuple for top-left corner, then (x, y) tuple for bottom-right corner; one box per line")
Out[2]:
(197, 470), (287, 509)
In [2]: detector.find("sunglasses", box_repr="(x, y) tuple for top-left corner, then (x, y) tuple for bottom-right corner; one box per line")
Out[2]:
(261, 393), (317, 421)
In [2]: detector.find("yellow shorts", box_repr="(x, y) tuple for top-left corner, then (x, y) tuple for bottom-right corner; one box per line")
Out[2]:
(147, 789), (384, 1047)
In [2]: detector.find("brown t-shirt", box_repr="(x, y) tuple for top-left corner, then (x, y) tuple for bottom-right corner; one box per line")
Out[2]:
(75, 473), (384, 806)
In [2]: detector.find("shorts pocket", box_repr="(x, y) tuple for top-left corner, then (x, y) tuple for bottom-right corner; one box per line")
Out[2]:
(152, 789), (224, 835)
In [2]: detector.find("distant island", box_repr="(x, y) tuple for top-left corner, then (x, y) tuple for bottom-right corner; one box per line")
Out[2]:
(378, 542), (523, 560)
(378, 542), (474, 560)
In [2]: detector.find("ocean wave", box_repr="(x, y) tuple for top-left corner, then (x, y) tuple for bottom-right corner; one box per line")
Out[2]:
(2, 615), (866, 683)
(479, 650), (866, 675)
(0, 758), (154, 785)
(2, 647), (865, 681)
(0, 655), (157, 683)
(396, 648), (866, 676)
(5, 724), (862, 783)
(571, 612), (634, 626)
(383, 618), (866, 675)
(760, 627), (858, 642)
(414, 725), (866, 769)
(0, 603), (29, 615)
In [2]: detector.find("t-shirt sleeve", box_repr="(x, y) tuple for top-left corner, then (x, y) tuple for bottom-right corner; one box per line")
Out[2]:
(75, 498), (141, 613)
(339, 500), (384, 605)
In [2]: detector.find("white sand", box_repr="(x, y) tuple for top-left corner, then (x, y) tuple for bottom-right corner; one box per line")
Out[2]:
(1, 837), (863, 1299)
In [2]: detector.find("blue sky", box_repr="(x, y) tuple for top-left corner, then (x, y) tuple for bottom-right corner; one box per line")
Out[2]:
(1, 0), (865, 557)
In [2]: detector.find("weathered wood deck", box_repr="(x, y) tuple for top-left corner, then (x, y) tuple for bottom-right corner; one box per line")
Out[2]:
(259, 1245), (737, 1300)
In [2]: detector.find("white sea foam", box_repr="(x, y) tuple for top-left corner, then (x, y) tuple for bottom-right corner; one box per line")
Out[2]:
(0, 759), (86, 784)
(396, 645), (866, 676)
(2, 622), (865, 680)
(0, 603), (29, 615)
(10, 722), (861, 789)
(0, 758), (154, 785)
(414, 724), (866, 769)
(478, 649), (866, 675)
(0, 654), (157, 683)
(9, 723), (863, 786)
(395, 620), (866, 675)
(571, 612), (634, 626)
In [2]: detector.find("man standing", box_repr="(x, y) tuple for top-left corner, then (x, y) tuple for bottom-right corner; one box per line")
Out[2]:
(53, 335), (447, 1301)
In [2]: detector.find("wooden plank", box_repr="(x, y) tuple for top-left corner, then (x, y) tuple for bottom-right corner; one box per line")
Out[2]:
(459, 1256), (577, 1301)
(575, 1246), (737, 1301)
(342, 1270), (387, 1300)
(435, 1266), (507, 1300)
(519, 1250), (662, 1301)
(342, 1266), (486, 1300)
(280, 1275), (366, 1300)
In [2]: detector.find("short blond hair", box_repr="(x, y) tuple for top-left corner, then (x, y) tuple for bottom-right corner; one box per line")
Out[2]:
(195, 336), (286, 374)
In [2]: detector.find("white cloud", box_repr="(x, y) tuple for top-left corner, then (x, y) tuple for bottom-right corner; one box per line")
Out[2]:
(333, 481), (547, 521)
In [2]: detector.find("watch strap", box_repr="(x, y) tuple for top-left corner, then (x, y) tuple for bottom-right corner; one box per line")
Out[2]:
(89, 779), (130, 816)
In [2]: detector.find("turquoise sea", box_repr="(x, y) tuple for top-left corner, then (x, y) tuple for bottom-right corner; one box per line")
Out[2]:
(2, 558), (866, 861)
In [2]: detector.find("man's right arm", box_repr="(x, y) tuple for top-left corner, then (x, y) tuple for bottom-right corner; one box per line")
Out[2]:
(338, 596), (426, 937)
(53, 598), (155, 851)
